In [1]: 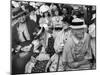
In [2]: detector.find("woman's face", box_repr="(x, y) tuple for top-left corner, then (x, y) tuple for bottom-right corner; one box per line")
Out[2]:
(62, 8), (67, 15)
(55, 10), (59, 16)
(44, 12), (48, 17)
(72, 28), (86, 40)
(20, 15), (25, 22)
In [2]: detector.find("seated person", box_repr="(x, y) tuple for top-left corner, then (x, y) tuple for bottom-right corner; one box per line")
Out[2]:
(62, 18), (94, 70)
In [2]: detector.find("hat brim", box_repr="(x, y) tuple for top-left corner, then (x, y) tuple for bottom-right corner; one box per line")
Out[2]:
(69, 24), (87, 29)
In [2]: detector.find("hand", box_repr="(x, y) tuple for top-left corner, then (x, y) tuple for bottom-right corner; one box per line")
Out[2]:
(45, 67), (48, 72)
(21, 45), (31, 52)
(19, 52), (28, 58)
(68, 62), (80, 68)
(33, 32), (37, 35)
(15, 45), (21, 52)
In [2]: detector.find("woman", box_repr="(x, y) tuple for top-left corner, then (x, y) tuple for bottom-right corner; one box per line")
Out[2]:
(39, 5), (52, 51)
(17, 13), (30, 42)
(51, 8), (63, 29)
(25, 6), (40, 42)
(62, 18), (93, 70)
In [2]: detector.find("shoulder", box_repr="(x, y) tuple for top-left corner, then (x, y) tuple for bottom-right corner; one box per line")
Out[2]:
(64, 32), (73, 45)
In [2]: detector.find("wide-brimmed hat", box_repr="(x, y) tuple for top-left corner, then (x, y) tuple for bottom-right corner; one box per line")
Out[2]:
(69, 18), (87, 29)
(12, 7), (27, 20)
(12, 4), (36, 20)
(39, 4), (50, 13)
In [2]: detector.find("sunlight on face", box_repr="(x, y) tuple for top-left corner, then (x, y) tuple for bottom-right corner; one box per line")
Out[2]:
(20, 15), (25, 22)
(55, 10), (59, 16)
(72, 28), (86, 40)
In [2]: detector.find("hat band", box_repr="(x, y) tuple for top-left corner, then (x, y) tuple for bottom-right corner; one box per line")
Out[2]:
(71, 22), (83, 25)
(69, 24), (87, 29)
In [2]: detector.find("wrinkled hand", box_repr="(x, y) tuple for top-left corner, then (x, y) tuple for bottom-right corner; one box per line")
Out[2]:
(68, 62), (80, 68)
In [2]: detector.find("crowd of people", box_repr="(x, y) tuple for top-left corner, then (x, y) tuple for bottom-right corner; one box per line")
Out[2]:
(11, 0), (96, 74)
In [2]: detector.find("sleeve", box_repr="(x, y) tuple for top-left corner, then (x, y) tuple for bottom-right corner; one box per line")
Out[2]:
(25, 62), (35, 73)
(17, 24), (25, 42)
(54, 31), (64, 52)
(90, 39), (96, 57)
(84, 35), (92, 60)
(62, 38), (74, 63)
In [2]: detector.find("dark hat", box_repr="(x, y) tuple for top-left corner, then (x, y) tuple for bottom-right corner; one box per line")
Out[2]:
(25, 4), (36, 12)
(62, 4), (73, 14)
(12, 7), (27, 20)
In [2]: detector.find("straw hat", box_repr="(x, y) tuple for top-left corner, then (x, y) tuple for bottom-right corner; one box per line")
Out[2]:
(69, 18), (87, 29)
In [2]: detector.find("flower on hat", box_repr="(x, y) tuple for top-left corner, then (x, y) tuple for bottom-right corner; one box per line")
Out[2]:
(29, 2), (36, 8)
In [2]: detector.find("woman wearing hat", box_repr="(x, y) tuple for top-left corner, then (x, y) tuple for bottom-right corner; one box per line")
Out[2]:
(39, 4), (52, 30)
(62, 18), (94, 70)
(17, 13), (30, 42)
(51, 8), (63, 29)
(12, 7), (31, 50)
(25, 5), (40, 42)
(39, 5), (52, 51)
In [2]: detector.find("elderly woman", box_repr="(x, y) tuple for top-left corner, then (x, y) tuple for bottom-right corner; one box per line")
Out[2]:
(62, 18), (94, 70)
